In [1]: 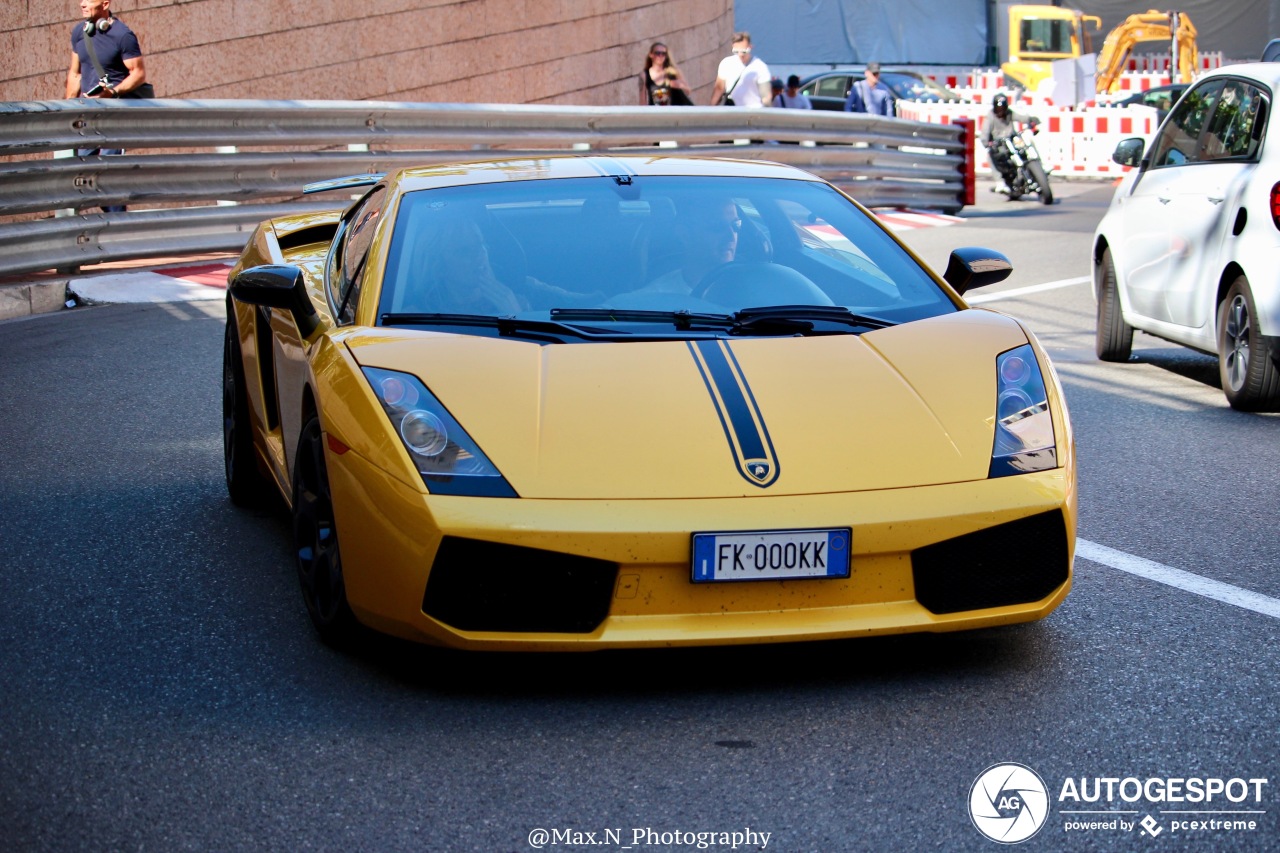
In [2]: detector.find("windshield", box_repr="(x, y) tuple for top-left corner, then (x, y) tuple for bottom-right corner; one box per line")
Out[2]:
(884, 73), (960, 101)
(377, 175), (956, 338)
(1019, 19), (1074, 56)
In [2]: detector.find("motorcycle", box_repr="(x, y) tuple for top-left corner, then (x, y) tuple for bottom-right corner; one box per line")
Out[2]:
(990, 125), (1054, 204)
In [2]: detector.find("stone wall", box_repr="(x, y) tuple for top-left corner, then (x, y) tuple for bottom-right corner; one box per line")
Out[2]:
(3, 0), (734, 105)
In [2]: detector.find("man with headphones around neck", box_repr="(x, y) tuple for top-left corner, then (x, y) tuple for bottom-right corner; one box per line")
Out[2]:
(65, 0), (148, 212)
(65, 0), (147, 101)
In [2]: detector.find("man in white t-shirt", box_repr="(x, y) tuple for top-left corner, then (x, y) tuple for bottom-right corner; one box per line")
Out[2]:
(710, 32), (771, 108)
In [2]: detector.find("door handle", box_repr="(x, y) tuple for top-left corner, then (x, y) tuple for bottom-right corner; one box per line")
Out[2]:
(1158, 197), (1171, 204)
(1208, 196), (1225, 204)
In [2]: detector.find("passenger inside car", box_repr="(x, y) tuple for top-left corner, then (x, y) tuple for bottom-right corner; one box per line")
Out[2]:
(409, 216), (527, 315)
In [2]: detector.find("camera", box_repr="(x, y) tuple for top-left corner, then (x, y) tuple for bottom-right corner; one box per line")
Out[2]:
(85, 77), (109, 96)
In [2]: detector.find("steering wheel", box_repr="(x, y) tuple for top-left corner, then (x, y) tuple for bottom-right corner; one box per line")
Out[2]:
(695, 262), (834, 308)
(691, 261), (752, 300)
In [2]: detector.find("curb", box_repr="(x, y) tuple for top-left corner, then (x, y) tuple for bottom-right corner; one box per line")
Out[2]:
(0, 280), (70, 321)
(0, 257), (234, 320)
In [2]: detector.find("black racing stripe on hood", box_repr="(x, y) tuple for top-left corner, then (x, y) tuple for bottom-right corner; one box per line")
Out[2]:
(688, 340), (781, 488)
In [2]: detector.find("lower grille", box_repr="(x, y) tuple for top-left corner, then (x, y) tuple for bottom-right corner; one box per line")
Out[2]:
(422, 538), (618, 633)
(911, 511), (1070, 615)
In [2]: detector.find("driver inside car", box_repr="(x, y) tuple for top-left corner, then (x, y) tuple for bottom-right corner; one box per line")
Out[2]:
(640, 197), (775, 296)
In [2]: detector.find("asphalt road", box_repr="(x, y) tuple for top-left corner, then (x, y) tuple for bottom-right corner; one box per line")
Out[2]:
(1, 179), (1277, 852)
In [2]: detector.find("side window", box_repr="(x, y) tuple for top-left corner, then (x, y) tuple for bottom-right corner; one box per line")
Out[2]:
(330, 186), (387, 324)
(1148, 81), (1224, 167)
(816, 76), (851, 98)
(1200, 81), (1266, 161)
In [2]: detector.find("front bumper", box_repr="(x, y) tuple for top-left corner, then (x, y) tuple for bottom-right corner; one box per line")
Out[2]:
(327, 448), (1076, 651)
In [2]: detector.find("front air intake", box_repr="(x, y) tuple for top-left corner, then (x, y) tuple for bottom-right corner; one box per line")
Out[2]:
(911, 511), (1070, 614)
(423, 538), (618, 633)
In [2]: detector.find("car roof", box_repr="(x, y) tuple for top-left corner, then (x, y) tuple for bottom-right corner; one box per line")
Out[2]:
(1196, 62), (1280, 88)
(1119, 83), (1185, 101)
(389, 155), (822, 193)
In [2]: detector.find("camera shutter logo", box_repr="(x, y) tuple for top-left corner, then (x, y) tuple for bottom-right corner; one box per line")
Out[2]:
(969, 763), (1050, 843)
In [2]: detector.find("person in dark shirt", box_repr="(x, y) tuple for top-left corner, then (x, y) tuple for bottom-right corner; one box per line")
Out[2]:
(639, 42), (693, 106)
(843, 62), (894, 116)
(982, 93), (1040, 193)
(65, 0), (147, 100)
(64, 0), (149, 212)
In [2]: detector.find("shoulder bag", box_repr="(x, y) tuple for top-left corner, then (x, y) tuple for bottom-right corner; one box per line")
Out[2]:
(718, 70), (744, 106)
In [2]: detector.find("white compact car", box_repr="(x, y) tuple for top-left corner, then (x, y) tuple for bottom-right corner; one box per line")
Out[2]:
(1092, 63), (1280, 411)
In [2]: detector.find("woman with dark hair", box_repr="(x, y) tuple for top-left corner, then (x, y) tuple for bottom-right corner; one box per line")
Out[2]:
(639, 42), (693, 106)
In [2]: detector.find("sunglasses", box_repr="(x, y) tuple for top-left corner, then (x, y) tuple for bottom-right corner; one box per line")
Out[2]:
(733, 49), (751, 55)
(695, 216), (743, 234)
(652, 49), (667, 56)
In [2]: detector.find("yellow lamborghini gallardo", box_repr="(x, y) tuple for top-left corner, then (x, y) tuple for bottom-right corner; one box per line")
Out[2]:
(223, 155), (1075, 650)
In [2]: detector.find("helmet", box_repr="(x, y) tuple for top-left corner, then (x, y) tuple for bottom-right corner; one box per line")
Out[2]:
(992, 93), (1009, 111)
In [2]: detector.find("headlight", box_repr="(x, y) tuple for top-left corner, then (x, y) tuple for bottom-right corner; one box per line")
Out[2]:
(989, 344), (1057, 477)
(363, 367), (517, 497)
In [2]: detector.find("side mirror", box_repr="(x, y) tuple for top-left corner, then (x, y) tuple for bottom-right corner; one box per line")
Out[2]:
(229, 264), (320, 337)
(943, 247), (1013, 295)
(1112, 137), (1146, 167)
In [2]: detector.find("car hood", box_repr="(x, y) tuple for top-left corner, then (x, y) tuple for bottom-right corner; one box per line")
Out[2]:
(341, 310), (1031, 499)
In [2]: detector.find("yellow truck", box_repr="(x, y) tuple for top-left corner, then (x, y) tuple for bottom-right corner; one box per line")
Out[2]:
(1002, 5), (1198, 95)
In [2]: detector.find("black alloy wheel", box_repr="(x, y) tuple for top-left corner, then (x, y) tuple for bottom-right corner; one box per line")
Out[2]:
(292, 414), (360, 645)
(1095, 247), (1133, 362)
(1218, 275), (1280, 411)
(223, 317), (272, 506)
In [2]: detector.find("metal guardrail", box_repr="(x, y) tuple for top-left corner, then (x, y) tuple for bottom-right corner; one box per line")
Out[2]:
(0, 100), (972, 278)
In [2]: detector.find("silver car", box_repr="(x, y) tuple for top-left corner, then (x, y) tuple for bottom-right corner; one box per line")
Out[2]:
(1093, 63), (1280, 411)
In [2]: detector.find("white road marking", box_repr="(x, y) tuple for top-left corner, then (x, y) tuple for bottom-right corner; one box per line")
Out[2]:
(1077, 538), (1280, 620)
(967, 275), (1091, 304)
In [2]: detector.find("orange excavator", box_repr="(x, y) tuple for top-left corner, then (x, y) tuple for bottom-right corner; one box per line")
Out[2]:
(1095, 9), (1198, 94)
(1002, 6), (1198, 95)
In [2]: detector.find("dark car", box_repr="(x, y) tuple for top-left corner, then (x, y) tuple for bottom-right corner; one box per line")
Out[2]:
(799, 69), (964, 112)
(1115, 83), (1188, 121)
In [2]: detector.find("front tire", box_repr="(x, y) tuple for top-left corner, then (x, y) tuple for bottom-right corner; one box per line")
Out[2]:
(1095, 247), (1133, 362)
(292, 414), (360, 645)
(223, 317), (272, 506)
(1218, 275), (1280, 411)
(1028, 160), (1053, 204)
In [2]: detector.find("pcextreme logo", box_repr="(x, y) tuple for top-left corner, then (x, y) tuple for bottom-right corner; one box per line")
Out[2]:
(969, 763), (1050, 844)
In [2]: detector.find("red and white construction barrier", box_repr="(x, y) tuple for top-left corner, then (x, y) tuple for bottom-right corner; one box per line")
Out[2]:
(897, 99), (1161, 178)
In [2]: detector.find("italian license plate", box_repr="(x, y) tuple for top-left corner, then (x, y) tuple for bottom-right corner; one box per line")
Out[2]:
(691, 528), (851, 583)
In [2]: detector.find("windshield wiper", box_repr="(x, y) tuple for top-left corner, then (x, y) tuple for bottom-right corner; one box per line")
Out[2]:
(381, 312), (609, 340)
(380, 312), (726, 342)
(549, 308), (733, 329)
(380, 306), (894, 341)
(728, 305), (894, 335)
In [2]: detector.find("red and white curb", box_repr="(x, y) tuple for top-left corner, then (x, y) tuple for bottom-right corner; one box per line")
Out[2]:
(71, 262), (231, 304)
(872, 209), (963, 231)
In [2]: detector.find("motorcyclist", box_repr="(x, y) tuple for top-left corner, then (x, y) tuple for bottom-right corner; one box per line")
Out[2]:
(982, 93), (1040, 194)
